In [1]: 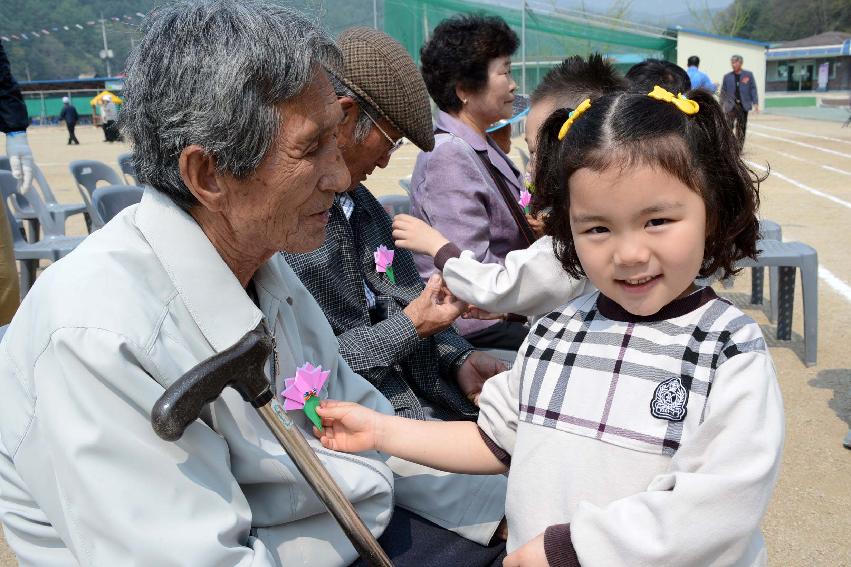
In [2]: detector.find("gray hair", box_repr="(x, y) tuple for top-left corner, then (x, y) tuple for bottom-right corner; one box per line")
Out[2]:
(328, 74), (374, 145)
(119, 0), (342, 210)
(731, 54), (743, 63)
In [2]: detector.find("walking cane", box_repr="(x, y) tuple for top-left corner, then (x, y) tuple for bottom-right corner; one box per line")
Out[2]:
(151, 324), (393, 567)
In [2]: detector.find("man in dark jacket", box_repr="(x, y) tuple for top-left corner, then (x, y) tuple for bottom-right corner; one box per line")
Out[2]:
(720, 54), (759, 149)
(58, 96), (80, 145)
(284, 28), (506, 423)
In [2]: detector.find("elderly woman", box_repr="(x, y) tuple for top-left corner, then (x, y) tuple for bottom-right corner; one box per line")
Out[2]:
(0, 2), (506, 566)
(410, 14), (532, 351)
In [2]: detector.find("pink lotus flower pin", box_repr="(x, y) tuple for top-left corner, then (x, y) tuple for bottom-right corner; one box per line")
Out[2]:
(281, 362), (330, 430)
(374, 245), (396, 284)
(518, 189), (532, 214)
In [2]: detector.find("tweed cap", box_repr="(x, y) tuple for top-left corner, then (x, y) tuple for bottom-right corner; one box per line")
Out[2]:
(336, 27), (434, 151)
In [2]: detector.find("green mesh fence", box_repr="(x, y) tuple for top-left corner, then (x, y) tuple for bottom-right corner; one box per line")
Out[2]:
(382, 0), (677, 94)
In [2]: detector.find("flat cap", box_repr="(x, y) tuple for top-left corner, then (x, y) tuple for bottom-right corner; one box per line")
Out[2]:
(336, 27), (434, 152)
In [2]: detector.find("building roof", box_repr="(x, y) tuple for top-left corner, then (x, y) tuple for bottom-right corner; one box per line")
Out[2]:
(767, 32), (851, 59)
(777, 32), (851, 49)
(673, 27), (769, 48)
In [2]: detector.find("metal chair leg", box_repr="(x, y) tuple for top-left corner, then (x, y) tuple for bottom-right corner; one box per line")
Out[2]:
(776, 266), (796, 341)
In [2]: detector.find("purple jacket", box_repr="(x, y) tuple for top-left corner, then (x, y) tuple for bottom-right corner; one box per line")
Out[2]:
(410, 111), (526, 336)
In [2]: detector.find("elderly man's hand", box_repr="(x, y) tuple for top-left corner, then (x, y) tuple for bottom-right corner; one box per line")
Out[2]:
(403, 274), (467, 337)
(456, 351), (507, 406)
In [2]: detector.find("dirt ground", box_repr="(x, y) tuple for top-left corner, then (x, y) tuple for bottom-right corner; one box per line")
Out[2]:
(2, 113), (850, 566)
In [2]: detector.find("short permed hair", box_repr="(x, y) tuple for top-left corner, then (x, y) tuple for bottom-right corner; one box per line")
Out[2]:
(625, 58), (691, 94)
(531, 53), (628, 110)
(532, 88), (762, 281)
(420, 14), (518, 113)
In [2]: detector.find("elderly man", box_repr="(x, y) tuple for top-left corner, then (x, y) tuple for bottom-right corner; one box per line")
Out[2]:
(0, 3), (505, 566)
(721, 54), (759, 149)
(285, 28), (506, 422)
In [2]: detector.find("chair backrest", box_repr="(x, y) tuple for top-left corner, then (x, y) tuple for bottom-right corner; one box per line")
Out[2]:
(116, 152), (139, 185)
(378, 194), (411, 216)
(92, 185), (144, 224)
(69, 160), (125, 199)
(0, 156), (9, 171)
(0, 172), (33, 246)
(31, 163), (61, 204)
(0, 324), (8, 342)
(516, 147), (530, 171)
(0, 171), (62, 236)
(398, 175), (411, 194)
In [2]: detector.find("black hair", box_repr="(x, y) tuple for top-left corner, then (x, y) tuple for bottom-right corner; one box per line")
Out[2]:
(687, 55), (700, 67)
(531, 53), (628, 110)
(420, 14), (518, 113)
(532, 89), (762, 281)
(625, 58), (691, 94)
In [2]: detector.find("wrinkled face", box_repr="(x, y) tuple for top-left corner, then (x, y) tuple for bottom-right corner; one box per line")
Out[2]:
(223, 69), (350, 254)
(569, 165), (706, 316)
(464, 56), (516, 125)
(524, 97), (558, 174)
(731, 58), (743, 73)
(338, 100), (401, 188)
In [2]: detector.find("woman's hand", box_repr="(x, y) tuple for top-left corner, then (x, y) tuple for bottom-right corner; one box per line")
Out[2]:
(462, 306), (506, 320)
(502, 532), (548, 567)
(392, 214), (450, 257)
(314, 400), (384, 453)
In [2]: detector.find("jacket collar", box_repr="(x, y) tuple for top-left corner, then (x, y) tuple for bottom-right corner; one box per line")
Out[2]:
(434, 110), (521, 191)
(135, 188), (264, 352)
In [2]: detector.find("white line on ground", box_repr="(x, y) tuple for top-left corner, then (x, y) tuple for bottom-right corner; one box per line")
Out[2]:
(750, 124), (851, 146)
(822, 165), (851, 177)
(818, 265), (851, 304)
(747, 143), (807, 163)
(749, 131), (851, 160)
(746, 160), (851, 210)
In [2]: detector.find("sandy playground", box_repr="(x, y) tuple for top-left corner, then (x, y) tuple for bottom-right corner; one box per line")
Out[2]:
(1, 111), (850, 566)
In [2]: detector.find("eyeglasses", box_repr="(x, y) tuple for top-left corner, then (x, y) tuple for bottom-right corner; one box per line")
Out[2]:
(361, 107), (404, 156)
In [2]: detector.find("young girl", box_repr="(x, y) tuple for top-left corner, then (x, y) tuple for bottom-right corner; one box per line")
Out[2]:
(316, 87), (784, 567)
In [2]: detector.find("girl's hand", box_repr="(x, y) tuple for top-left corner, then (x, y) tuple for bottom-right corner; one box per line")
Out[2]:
(314, 400), (383, 453)
(502, 532), (548, 567)
(392, 214), (449, 257)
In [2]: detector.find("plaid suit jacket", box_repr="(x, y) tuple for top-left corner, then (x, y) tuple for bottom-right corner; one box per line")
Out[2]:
(284, 185), (477, 421)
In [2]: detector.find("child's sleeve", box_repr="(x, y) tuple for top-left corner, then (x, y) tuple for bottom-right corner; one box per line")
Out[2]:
(476, 348), (526, 466)
(546, 350), (784, 567)
(436, 236), (594, 318)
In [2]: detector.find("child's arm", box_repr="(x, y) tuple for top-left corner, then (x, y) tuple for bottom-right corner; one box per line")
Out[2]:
(393, 215), (592, 318)
(315, 400), (508, 475)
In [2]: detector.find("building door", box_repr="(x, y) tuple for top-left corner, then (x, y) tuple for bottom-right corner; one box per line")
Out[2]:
(797, 62), (815, 91)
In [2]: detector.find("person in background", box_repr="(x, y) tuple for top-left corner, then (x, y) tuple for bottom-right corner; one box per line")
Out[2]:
(285, 27), (510, 428)
(99, 93), (118, 142)
(721, 54), (759, 149)
(59, 96), (80, 145)
(411, 14), (531, 351)
(625, 58), (691, 94)
(686, 55), (715, 92)
(0, 41), (28, 325)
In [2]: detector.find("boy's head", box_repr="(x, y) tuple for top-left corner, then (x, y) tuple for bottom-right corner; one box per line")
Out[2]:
(533, 88), (761, 287)
(525, 54), (627, 162)
(625, 59), (691, 94)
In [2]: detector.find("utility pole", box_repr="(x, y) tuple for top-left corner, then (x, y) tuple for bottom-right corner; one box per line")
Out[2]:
(373, 0), (378, 29)
(99, 13), (113, 77)
(521, 0), (527, 95)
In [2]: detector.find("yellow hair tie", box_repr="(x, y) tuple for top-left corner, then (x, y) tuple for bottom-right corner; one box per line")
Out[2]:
(647, 85), (699, 115)
(557, 98), (592, 140)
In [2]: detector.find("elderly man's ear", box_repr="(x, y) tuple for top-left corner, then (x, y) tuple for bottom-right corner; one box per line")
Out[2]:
(337, 96), (359, 142)
(179, 145), (228, 212)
